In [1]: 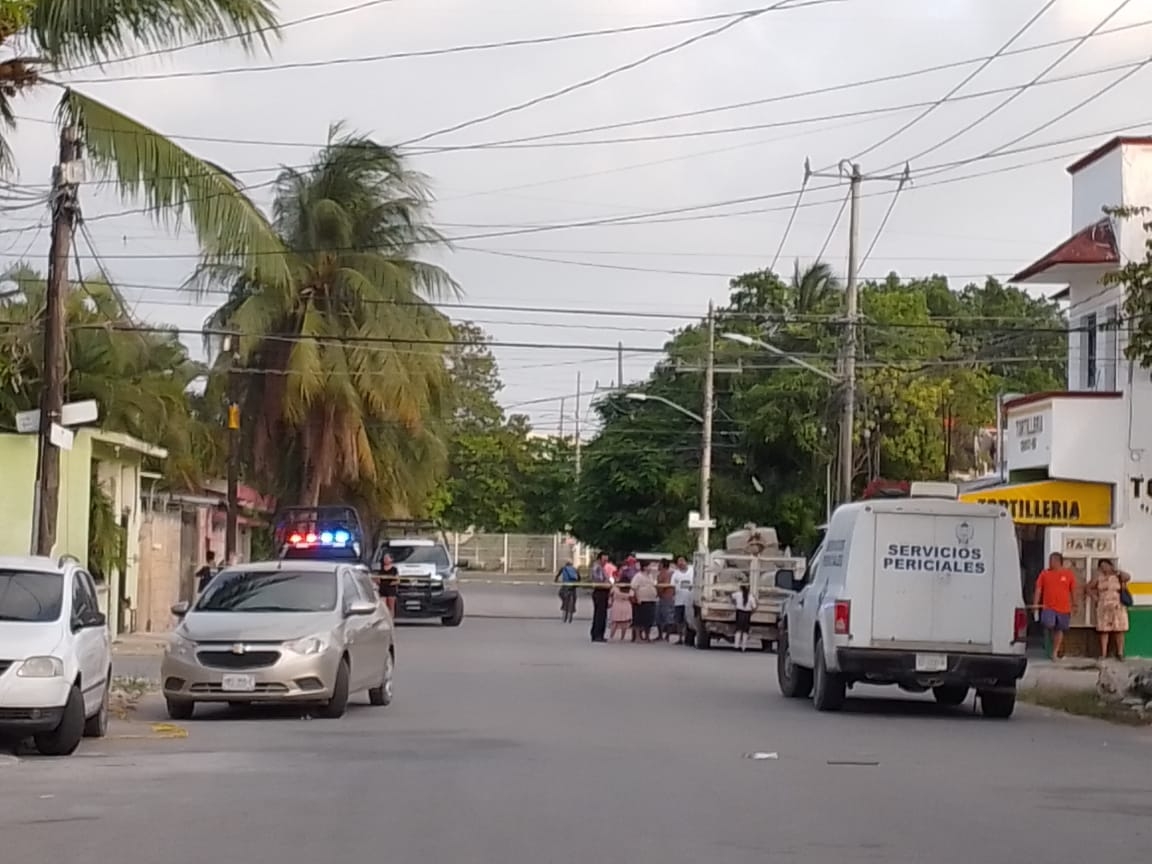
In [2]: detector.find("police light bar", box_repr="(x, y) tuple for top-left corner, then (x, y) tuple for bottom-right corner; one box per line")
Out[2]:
(286, 528), (353, 549)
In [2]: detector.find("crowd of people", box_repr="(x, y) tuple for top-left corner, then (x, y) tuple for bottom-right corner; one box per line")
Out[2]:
(555, 554), (695, 644)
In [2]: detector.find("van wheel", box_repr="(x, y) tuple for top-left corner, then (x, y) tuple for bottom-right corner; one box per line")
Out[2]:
(811, 636), (846, 712)
(933, 685), (969, 707)
(34, 685), (85, 756)
(979, 688), (1016, 719)
(777, 629), (813, 699)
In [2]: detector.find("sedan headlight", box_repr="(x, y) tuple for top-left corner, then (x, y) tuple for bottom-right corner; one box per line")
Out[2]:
(286, 636), (328, 655)
(17, 656), (64, 678)
(166, 632), (196, 659)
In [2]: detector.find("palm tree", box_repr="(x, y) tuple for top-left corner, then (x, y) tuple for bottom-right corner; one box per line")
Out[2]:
(203, 125), (458, 515)
(790, 260), (841, 315)
(0, 264), (210, 488)
(0, 1), (287, 288)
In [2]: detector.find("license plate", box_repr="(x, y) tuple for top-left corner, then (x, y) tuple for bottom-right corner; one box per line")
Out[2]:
(221, 674), (256, 692)
(405, 600), (422, 611)
(915, 653), (948, 672)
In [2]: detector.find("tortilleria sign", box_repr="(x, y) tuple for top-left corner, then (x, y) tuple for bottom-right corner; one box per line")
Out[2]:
(959, 480), (1112, 527)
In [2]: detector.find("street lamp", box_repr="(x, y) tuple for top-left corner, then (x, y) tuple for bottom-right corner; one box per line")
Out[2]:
(624, 392), (705, 423)
(625, 391), (712, 551)
(720, 332), (841, 383)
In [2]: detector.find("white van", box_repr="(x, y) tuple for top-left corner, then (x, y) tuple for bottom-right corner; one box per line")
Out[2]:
(775, 485), (1028, 718)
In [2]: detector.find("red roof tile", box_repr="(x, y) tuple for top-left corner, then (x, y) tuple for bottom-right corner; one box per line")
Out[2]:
(1011, 217), (1118, 283)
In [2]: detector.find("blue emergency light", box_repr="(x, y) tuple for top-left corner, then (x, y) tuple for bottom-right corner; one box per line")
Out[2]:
(287, 528), (352, 549)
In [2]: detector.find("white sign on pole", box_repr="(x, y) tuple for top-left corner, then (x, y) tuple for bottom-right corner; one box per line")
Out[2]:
(13, 399), (99, 435)
(49, 423), (74, 452)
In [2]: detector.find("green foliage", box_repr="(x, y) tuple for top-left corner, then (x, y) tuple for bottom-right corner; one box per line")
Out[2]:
(1104, 208), (1152, 368)
(0, 266), (208, 488)
(88, 470), (123, 582)
(570, 263), (1067, 555)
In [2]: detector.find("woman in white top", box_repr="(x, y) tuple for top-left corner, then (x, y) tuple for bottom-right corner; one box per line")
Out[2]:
(731, 583), (758, 651)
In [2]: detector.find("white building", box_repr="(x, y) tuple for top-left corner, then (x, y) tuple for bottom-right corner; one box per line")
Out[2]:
(960, 136), (1152, 631)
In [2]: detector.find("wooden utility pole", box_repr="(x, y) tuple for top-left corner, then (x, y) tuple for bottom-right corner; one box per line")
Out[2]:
(225, 337), (241, 561)
(698, 303), (715, 553)
(33, 126), (83, 556)
(573, 371), (582, 479)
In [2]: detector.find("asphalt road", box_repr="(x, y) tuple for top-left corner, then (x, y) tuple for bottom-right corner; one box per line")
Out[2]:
(4, 615), (1152, 863)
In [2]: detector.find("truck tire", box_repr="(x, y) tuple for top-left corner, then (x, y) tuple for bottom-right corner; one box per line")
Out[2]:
(442, 595), (464, 627)
(811, 635), (846, 712)
(979, 688), (1016, 719)
(694, 612), (711, 650)
(932, 685), (969, 707)
(777, 628), (813, 699)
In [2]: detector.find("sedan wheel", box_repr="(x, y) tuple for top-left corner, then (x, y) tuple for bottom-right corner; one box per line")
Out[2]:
(369, 651), (394, 707)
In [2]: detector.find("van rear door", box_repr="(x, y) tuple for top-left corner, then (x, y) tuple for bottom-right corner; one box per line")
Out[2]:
(870, 512), (996, 650)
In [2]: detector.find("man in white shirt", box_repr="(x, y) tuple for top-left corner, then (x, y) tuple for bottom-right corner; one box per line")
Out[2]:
(671, 556), (694, 644)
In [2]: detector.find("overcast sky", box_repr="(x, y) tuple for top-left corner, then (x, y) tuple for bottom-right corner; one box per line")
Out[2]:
(2, 0), (1149, 434)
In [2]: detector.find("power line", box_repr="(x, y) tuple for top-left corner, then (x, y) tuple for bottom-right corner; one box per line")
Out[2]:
(397, 2), (837, 146)
(857, 165), (910, 270)
(58, 0), (399, 72)
(849, 0), (1058, 164)
(885, 0), (1140, 171)
(60, 5), (822, 84)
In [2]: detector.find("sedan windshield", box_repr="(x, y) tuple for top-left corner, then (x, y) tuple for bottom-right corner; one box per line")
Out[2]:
(195, 570), (337, 613)
(0, 570), (64, 622)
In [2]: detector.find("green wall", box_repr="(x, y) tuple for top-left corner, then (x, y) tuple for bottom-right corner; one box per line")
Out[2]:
(0, 433), (92, 562)
(1127, 608), (1152, 659)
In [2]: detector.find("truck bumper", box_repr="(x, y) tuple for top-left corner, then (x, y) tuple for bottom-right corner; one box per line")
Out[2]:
(835, 648), (1027, 690)
(395, 589), (459, 619)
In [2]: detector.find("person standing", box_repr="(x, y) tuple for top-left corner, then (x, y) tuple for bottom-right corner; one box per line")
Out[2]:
(555, 560), (580, 623)
(1088, 559), (1132, 660)
(609, 581), (634, 641)
(731, 582), (757, 652)
(631, 563), (659, 642)
(656, 559), (676, 641)
(378, 552), (399, 617)
(1034, 552), (1076, 660)
(590, 553), (610, 642)
(671, 556), (694, 644)
(195, 550), (217, 596)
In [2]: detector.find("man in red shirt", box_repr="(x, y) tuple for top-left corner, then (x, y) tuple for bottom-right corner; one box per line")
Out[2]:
(1035, 552), (1077, 660)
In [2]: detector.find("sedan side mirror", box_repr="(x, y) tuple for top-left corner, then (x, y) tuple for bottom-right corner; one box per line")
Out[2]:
(170, 601), (190, 618)
(774, 569), (798, 591)
(346, 599), (378, 617)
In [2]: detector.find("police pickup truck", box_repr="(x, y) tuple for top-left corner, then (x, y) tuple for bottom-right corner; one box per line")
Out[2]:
(372, 521), (465, 627)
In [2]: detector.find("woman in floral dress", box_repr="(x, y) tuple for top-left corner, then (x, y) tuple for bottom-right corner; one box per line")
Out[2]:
(1088, 559), (1132, 660)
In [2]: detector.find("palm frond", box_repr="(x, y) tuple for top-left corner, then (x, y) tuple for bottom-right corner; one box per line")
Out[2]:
(58, 88), (291, 291)
(28, 0), (279, 67)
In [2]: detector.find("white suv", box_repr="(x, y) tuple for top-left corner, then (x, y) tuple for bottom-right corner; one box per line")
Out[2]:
(0, 555), (112, 755)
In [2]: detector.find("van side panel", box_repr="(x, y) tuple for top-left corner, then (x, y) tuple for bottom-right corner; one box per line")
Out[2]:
(870, 512), (996, 650)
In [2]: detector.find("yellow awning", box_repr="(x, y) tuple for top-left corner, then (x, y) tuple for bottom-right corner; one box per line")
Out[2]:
(959, 480), (1112, 527)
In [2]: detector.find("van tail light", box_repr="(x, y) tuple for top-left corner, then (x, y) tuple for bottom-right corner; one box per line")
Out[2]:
(833, 600), (851, 636)
(1013, 608), (1029, 643)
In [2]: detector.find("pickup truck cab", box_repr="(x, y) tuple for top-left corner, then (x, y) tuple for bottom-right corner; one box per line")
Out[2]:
(776, 484), (1028, 718)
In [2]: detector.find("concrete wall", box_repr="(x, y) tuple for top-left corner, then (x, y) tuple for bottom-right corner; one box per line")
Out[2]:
(1071, 147), (1122, 233)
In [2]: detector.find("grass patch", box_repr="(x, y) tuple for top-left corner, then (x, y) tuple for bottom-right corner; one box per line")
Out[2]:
(1019, 685), (1150, 726)
(109, 675), (157, 720)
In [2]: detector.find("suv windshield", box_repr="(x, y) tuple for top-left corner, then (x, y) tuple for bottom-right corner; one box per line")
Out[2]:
(383, 544), (447, 567)
(0, 569), (64, 622)
(195, 570), (337, 613)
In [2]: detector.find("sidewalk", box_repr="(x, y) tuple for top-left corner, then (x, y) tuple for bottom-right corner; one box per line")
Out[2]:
(112, 632), (169, 656)
(1021, 658), (1101, 693)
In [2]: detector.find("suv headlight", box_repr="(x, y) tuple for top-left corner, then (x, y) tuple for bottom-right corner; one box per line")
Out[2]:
(430, 571), (444, 581)
(17, 656), (64, 678)
(286, 636), (328, 655)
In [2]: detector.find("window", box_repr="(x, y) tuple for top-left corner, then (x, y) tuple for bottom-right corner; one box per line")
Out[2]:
(71, 571), (100, 625)
(354, 572), (379, 604)
(195, 570), (338, 612)
(0, 570), (64, 622)
(340, 571), (364, 609)
(1080, 313), (1098, 389)
(382, 543), (450, 570)
(1102, 304), (1118, 390)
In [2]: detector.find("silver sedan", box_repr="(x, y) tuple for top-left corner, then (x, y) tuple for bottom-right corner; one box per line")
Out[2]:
(161, 561), (394, 720)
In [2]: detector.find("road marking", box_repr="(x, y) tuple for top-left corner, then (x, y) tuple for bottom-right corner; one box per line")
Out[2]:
(112, 722), (188, 740)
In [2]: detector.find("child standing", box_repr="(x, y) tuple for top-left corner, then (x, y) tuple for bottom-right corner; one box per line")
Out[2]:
(609, 582), (633, 641)
(731, 583), (757, 651)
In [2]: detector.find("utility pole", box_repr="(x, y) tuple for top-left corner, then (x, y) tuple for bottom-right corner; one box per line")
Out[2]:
(574, 371), (582, 479)
(33, 126), (83, 556)
(699, 303), (715, 553)
(617, 341), (624, 389)
(558, 397), (566, 439)
(224, 337), (241, 561)
(805, 158), (909, 505)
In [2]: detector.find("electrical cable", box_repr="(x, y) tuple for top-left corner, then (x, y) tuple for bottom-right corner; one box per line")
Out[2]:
(884, 0), (1139, 171)
(857, 167), (910, 271)
(397, 2), (836, 146)
(848, 0), (1058, 164)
